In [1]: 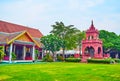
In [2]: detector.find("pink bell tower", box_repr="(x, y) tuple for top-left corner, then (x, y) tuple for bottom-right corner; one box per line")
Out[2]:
(81, 21), (103, 61)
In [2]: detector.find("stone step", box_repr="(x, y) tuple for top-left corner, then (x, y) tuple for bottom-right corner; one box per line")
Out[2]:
(81, 57), (88, 63)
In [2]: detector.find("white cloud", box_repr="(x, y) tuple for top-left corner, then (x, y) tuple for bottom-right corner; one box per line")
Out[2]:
(68, 0), (104, 11)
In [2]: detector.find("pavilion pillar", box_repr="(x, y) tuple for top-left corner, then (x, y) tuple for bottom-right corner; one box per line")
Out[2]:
(32, 45), (35, 61)
(13, 45), (16, 53)
(23, 46), (26, 60)
(9, 43), (13, 63)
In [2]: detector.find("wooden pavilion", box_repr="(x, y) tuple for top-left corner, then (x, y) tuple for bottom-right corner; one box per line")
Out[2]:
(0, 20), (43, 63)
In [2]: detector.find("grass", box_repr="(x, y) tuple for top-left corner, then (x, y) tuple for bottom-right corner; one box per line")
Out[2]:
(0, 62), (120, 81)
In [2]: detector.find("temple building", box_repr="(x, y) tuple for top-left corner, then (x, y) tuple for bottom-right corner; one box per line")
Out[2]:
(81, 21), (103, 62)
(0, 20), (43, 63)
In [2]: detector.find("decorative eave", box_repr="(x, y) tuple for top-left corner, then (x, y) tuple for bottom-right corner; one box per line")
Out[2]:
(7, 31), (41, 47)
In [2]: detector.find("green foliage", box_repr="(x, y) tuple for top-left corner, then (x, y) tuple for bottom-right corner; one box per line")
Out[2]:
(35, 50), (39, 54)
(35, 49), (39, 60)
(114, 59), (120, 63)
(41, 34), (63, 61)
(42, 53), (53, 62)
(69, 56), (74, 58)
(12, 52), (16, 60)
(0, 46), (5, 60)
(41, 34), (62, 53)
(57, 55), (64, 61)
(65, 58), (81, 62)
(87, 59), (115, 64)
(51, 22), (79, 49)
(99, 30), (120, 51)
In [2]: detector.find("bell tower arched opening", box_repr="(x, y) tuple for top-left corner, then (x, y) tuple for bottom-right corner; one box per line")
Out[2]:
(98, 47), (101, 54)
(84, 46), (95, 58)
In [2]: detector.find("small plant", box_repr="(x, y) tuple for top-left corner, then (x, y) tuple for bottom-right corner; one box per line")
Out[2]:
(57, 55), (64, 61)
(12, 52), (16, 60)
(42, 53), (53, 62)
(35, 49), (39, 60)
(0, 46), (5, 61)
(69, 56), (74, 58)
(114, 59), (120, 63)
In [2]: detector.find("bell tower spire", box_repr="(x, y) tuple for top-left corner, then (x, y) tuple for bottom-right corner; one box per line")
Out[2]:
(91, 20), (93, 26)
(90, 20), (95, 30)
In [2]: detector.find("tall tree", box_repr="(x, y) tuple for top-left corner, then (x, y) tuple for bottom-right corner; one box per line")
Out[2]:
(40, 34), (62, 61)
(50, 22), (79, 58)
(75, 31), (85, 55)
(99, 30), (120, 54)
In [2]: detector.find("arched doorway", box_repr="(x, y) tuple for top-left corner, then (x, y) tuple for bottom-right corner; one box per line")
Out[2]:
(98, 47), (101, 54)
(84, 46), (95, 57)
(89, 47), (95, 57)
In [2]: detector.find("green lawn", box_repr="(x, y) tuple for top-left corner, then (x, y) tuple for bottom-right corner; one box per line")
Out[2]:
(0, 62), (120, 81)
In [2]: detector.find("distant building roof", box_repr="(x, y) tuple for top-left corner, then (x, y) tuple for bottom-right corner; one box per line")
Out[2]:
(0, 20), (43, 38)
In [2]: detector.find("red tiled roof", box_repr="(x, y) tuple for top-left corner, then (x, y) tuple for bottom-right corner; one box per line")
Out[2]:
(0, 20), (43, 38)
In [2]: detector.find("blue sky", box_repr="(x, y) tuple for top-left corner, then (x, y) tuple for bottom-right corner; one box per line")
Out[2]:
(0, 0), (120, 35)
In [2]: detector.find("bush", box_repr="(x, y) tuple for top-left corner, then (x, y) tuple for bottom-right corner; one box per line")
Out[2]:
(114, 59), (120, 63)
(87, 59), (115, 64)
(0, 46), (5, 60)
(12, 52), (16, 60)
(57, 55), (64, 61)
(65, 58), (81, 62)
(42, 53), (53, 62)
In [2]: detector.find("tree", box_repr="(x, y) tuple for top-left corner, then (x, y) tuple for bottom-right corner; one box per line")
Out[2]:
(99, 30), (120, 54)
(50, 22), (79, 58)
(40, 34), (62, 61)
(75, 31), (85, 55)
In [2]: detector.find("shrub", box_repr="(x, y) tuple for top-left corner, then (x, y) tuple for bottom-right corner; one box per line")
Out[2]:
(0, 46), (5, 61)
(12, 52), (16, 60)
(57, 55), (64, 61)
(87, 59), (115, 64)
(114, 59), (120, 63)
(42, 53), (53, 62)
(65, 58), (81, 62)
(35, 50), (39, 60)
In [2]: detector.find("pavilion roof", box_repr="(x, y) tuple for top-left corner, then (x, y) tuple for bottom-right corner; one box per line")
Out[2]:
(0, 31), (41, 47)
(0, 20), (43, 38)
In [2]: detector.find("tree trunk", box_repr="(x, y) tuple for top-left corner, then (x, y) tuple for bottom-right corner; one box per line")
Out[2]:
(78, 45), (81, 58)
(52, 52), (56, 62)
(78, 42), (82, 58)
(62, 48), (65, 59)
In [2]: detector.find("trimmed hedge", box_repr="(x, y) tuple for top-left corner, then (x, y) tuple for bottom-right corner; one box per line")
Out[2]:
(87, 59), (115, 64)
(65, 58), (81, 62)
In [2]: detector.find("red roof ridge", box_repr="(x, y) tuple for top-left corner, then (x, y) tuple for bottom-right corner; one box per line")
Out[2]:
(0, 20), (43, 38)
(0, 20), (37, 30)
